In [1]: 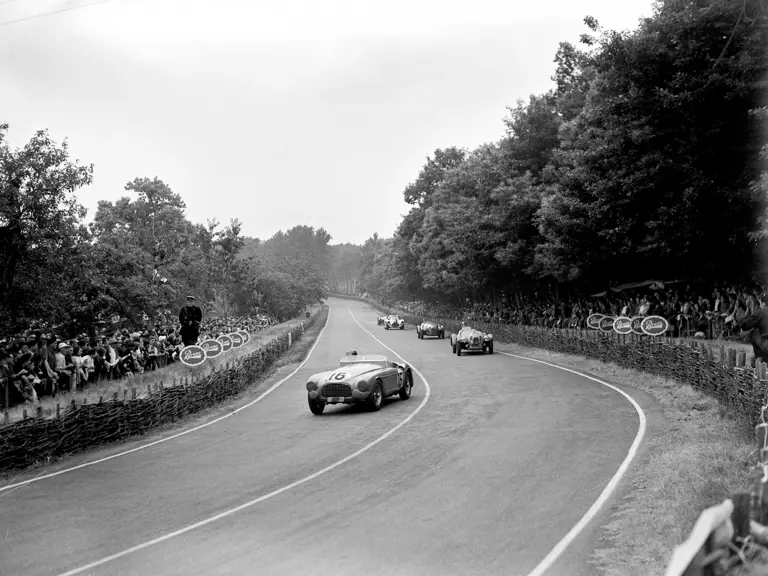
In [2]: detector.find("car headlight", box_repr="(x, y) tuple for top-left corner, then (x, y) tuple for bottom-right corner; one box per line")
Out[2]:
(306, 381), (318, 392)
(357, 380), (370, 392)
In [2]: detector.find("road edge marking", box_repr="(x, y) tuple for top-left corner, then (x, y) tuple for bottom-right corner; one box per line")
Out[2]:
(53, 303), (432, 576)
(499, 351), (647, 576)
(0, 309), (334, 494)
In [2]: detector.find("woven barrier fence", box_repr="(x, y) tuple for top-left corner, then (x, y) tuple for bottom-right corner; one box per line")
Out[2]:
(0, 306), (328, 473)
(331, 293), (768, 426)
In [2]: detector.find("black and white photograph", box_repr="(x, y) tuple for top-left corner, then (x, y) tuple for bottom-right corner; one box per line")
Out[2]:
(1, 0), (767, 574)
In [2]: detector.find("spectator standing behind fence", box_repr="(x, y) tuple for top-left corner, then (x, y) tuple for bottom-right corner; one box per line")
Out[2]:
(740, 293), (768, 362)
(179, 295), (202, 346)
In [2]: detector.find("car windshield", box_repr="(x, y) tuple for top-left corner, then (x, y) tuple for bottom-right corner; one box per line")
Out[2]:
(459, 328), (476, 336)
(338, 356), (388, 368)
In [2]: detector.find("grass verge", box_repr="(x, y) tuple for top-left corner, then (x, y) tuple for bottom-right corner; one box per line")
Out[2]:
(495, 340), (765, 576)
(4, 306), (321, 425)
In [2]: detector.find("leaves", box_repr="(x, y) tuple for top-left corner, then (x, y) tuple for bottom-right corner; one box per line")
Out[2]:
(336, 0), (768, 302)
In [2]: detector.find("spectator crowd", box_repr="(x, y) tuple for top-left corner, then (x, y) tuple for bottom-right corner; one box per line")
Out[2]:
(0, 314), (278, 410)
(377, 279), (767, 342)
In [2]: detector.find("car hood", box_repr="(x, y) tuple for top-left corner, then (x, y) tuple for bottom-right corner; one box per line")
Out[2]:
(309, 363), (384, 384)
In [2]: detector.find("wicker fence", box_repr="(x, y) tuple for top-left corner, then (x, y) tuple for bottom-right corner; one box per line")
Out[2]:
(0, 306), (328, 473)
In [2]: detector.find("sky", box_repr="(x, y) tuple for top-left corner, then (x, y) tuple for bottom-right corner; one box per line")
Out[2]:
(0, 0), (656, 245)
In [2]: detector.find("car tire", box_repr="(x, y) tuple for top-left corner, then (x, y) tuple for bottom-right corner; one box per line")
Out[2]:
(488, 342), (494, 354)
(399, 372), (412, 400)
(369, 381), (383, 411)
(400, 325), (404, 330)
(457, 345), (462, 356)
(452, 342), (456, 353)
(385, 325), (389, 330)
(308, 396), (325, 415)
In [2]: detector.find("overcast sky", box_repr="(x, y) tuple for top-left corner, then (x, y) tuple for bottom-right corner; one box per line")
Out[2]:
(1, 0), (655, 245)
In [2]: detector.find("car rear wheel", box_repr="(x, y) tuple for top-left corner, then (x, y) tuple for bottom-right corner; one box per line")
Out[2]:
(308, 396), (325, 415)
(399, 372), (412, 400)
(369, 381), (383, 411)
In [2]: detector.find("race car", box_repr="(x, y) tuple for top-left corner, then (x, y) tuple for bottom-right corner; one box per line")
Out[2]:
(450, 324), (493, 356)
(377, 314), (387, 325)
(383, 315), (405, 330)
(305, 350), (414, 415)
(416, 320), (444, 339)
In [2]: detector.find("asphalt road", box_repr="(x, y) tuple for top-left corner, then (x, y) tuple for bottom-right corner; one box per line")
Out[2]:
(0, 298), (649, 576)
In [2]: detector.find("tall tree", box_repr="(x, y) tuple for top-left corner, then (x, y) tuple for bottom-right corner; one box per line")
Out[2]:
(0, 125), (93, 331)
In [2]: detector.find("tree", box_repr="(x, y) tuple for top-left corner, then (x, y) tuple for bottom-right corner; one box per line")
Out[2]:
(0, 125), (93, 332)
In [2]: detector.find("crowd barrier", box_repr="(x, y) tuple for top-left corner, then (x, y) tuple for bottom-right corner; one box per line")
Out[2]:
(330, 293), (768, 575)
(0, 306), (328, 473)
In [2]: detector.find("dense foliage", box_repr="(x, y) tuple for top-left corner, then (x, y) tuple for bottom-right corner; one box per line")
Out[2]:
(329, 0), (768, 305)
(0, 125), (330, 336)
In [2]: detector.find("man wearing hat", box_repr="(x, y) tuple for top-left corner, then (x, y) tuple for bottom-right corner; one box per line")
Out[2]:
(179, 295), (202, 346)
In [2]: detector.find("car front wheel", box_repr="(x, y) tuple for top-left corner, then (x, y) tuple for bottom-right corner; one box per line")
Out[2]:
(369, 381), (383, 411)
(399, 372), (412, 400)
(308, 396), (325, 415)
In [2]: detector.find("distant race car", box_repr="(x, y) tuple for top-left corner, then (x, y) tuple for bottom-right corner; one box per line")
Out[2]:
(305, 350), (414, 415)
(377, 314), (388, 325)
(416, 320), (444, 339)
(384, 315), (405, 330)
(450, 324), (494, 356)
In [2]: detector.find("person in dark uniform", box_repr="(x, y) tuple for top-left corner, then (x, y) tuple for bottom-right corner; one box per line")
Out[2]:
(179, 295), (202, 346)
(740, 293), (768, 361)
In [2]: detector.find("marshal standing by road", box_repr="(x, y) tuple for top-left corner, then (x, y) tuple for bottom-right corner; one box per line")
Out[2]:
(179, 295), (203, 346)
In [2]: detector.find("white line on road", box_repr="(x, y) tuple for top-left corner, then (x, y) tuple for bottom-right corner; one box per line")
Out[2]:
(54, 305), (432, 576)
(1, 311), (333, 494)
(501, 351), (647, 576)
(332, 296), (648, 576)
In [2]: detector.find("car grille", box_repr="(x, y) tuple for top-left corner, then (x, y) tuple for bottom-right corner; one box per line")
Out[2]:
(471, 336), (480, 347)
(321, 383), (353, 398)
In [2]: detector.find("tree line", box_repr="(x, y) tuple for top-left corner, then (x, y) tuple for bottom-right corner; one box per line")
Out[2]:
(330, 0), (768, 305)
(0, 124), (331, 337)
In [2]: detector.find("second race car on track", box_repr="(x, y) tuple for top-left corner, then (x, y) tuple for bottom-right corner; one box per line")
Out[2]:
(450, 324), (494, 355)
(416, 319), (444, 339)
(305, 350), (414, 415)
(383, 314), (405, 330)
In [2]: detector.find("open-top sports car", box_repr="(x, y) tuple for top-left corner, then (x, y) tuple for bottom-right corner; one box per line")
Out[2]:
(305, 350), (414, 415)
(383, 315), (405, 330)
(450, 324), (493, 356)
(377, 314), (388, 325)
(416, 320), (444, 339)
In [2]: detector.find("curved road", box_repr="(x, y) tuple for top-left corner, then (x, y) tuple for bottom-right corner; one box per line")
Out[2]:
(0, 298), (648, 576)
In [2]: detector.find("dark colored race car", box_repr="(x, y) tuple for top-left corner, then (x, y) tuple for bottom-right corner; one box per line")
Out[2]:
(305, 350), (414, 414)
(449, 324), (494, 356)
(383, 315), (405, 330)
(416, 320), (445, 339)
